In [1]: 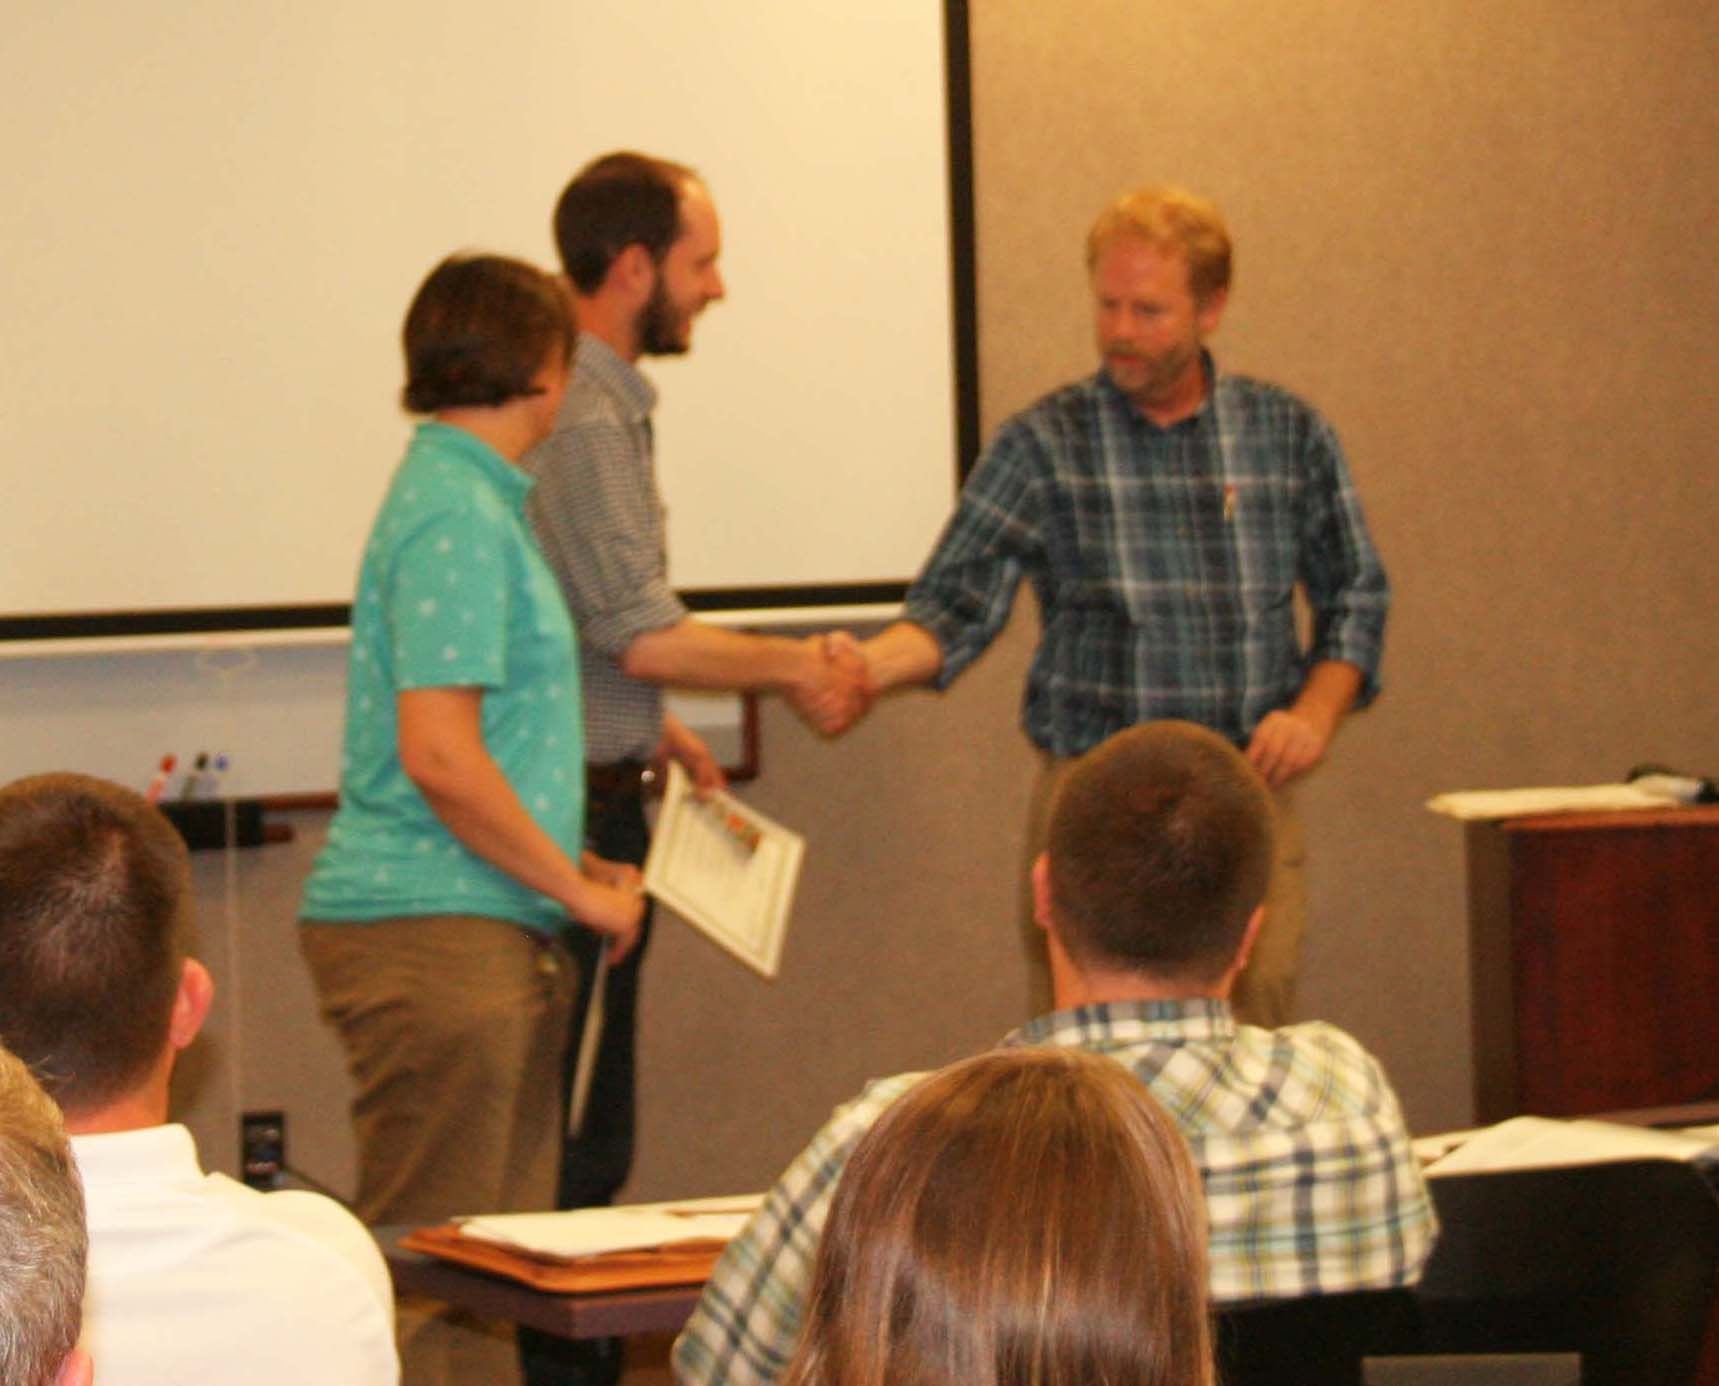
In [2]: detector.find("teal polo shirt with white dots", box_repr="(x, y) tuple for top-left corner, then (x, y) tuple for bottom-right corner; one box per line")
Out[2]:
(302, 421), (584, 934)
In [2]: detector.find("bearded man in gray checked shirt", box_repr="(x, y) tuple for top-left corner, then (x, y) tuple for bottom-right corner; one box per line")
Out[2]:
(848, 185), (1391, 1029)
(674, 721), (1433, 1385)
(520, 152), (866, 1386)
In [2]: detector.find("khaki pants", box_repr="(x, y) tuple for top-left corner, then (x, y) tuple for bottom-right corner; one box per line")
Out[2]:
(300, 915), (578, 1386)
(1019, 753), (1306, 1029)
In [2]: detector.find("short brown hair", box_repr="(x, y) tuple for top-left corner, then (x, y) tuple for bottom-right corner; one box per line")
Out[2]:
(1085, 185), (1233, 303)
(0, 1042), (86, 1386)
(552, 151), (699, 294)
(400, 253), (574, 414)
(1047, 721), (1274, 983)
(0, 773), (192, 1116)
(783, 1048), (1212, 1386)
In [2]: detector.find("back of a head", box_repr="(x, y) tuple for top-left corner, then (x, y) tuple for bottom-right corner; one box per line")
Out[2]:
(783, 1048), (1213, 1386)
(0, 1043), (88, 1386)
(1047, 721), (1275, 985)
(553, 149), (698, 293)
(0, 773), (190, 1118)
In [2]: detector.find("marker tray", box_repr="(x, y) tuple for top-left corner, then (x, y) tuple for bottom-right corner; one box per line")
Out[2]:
(159, 799), (265, 852)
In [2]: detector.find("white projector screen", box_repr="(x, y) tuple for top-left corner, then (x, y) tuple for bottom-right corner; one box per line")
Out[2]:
(1, 0), (975, 641)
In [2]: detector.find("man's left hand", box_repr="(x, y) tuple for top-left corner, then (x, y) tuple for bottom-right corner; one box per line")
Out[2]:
(657, 712), (727, 795)
(1245, 709), (1331, 788)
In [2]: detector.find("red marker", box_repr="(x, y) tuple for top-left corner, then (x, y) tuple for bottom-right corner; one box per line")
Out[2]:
(144, 754), (176, 804)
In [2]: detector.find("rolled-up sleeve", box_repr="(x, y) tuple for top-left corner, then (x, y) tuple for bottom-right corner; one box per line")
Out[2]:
(525, 419), (687, 659)
(1296, 417), (1389, 706)
(902, 426), (1043, 689)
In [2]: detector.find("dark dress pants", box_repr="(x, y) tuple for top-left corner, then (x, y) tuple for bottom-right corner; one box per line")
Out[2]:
(520, 785), (651, 1386)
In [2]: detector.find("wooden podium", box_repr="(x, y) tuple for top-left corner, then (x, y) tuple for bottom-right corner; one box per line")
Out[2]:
(1465, 805), (1719, 1123)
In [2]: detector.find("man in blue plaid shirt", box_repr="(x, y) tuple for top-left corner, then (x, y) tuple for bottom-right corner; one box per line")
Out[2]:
(850, 185), (1390, 1027)
(673, 722), (1433, 1385)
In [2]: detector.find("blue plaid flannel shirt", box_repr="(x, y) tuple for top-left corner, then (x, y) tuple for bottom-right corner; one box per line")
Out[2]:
(903, 361), (1390, 754)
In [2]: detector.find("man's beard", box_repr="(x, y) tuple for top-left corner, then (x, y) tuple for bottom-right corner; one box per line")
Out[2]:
(635, 275), (690, 358)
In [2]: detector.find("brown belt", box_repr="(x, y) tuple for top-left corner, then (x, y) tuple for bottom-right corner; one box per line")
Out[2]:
(585, 760), (658, 800)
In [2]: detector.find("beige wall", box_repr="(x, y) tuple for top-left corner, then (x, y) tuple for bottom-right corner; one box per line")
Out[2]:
(181, 2), (1718, 1203)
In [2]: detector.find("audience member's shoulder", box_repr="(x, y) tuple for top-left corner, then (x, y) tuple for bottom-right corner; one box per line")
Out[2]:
(814, 1071), (929, 1151)
(1248, 1018), (1407, 1116)
(1266, 1018), (1388, 1067)
(208, 1174), (393, 1309)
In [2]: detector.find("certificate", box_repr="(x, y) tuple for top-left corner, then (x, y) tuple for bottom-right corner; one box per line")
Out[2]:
(643, 762), (804, 978)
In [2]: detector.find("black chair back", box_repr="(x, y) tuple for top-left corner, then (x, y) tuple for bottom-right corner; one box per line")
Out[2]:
(1215, 1288), (1420, 1386)
(1415, 1158), (1719, 1386)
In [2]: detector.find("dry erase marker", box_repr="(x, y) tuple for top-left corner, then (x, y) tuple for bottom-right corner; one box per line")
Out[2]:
(180, 752), (209, 801)
(144, 754), (176, 804)
(206, 753), (230, 801)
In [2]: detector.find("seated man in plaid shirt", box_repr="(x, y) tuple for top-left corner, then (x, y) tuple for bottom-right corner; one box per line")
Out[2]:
(674, 720), (1433, 1386)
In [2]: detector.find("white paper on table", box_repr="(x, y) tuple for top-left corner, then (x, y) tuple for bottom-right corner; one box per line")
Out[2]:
(1422, 1115), (1719, 1177)
(1412, 1128), (1483, 1165)
(643, 762), (803, 978)
(1424, 783), (1680, 820)
(457, 1193), (765, 1261)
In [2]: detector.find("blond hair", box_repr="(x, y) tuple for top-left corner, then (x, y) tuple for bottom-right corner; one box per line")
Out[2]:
(0, 1044), (87, 1386)
(1085, 185), (1232, 303)
(782, 1048), (1214, 1386)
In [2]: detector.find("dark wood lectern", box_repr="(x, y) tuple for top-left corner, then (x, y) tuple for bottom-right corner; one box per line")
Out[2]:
(1465, 806), (1719, 1123)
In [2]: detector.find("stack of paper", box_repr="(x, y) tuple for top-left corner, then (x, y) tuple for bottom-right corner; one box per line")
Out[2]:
(1420, 1116), (1719, 1176)
(457, 1194), (763, 1262)
(1425, 784), (1682, 821)
(401, 1193), (767, 1293)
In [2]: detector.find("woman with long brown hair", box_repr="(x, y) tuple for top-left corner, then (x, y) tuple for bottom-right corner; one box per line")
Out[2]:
(782, 1047), (1214, 1386)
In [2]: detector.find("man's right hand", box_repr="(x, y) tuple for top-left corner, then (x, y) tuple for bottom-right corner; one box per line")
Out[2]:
(787, 633), (873, 735)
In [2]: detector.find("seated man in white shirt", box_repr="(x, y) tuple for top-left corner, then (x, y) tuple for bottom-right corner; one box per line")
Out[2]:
(0, 773), (399, 1386)
(0, 1041), (92, 1386)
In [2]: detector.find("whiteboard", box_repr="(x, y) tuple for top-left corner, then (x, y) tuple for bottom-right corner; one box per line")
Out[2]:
(0, 0), (972, 638)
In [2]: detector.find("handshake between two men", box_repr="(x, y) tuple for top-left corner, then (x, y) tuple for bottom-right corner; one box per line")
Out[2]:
(783, 623), (944, 739)
(783, 631), (874, 737)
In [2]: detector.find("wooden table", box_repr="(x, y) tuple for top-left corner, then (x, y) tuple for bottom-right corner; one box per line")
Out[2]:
(375, 1227), (704, 1341)
(378, 1103), (1719, 1363)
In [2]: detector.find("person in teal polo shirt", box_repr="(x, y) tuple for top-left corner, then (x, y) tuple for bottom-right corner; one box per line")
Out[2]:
(299, 254), (644, 1386)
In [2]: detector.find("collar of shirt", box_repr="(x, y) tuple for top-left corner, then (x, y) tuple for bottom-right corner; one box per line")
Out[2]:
(574, 334), (658, 425)
(71, 1122), (202, 1190)
(412, 420), (534, 513)
(1007, 995), (1238, 1048)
